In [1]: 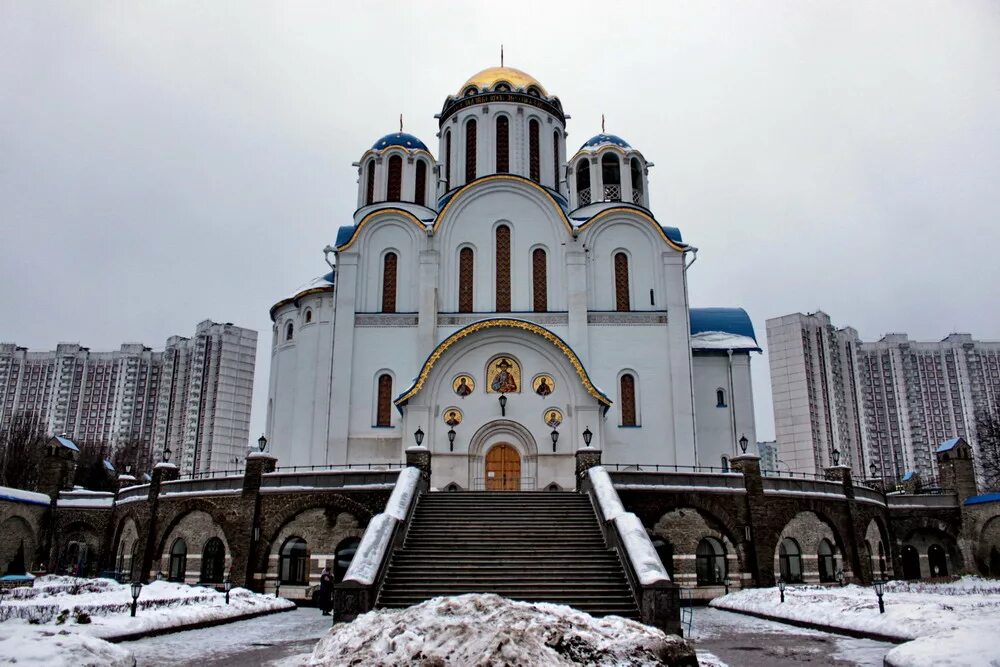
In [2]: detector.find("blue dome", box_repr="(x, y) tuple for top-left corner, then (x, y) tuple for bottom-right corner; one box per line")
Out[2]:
(372, 132), (428, 151)
(581, 133), (630, 150)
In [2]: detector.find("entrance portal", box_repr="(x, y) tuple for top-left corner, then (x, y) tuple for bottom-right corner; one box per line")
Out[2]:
(485, 443), (521, 491)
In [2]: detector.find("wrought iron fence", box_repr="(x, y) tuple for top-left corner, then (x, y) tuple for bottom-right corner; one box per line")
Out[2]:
(271, 462), (406, 473)
(578, 187), (591, 206)
(603, 184), (621, 202)
(604, 463), (735, 474)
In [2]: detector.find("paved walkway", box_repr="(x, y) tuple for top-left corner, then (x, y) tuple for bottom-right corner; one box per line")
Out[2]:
(690, 606), (895, 666)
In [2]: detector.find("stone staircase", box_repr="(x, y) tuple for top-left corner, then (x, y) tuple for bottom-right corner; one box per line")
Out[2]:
(375, 491), (640, 618)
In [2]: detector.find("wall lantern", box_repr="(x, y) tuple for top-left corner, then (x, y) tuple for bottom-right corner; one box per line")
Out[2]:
(738, 434), (748, 454)
(258, 434), (268, 452)
(550, 429), (559, 453)
(582, 426), (593, 447)
(447, 427), (457, 452)
(413, 427), (424, 447)
(499, 394), (508, 417)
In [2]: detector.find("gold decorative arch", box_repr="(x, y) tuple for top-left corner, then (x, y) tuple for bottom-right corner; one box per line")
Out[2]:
(433, 175), (575, 236)
(394, 318), (611, 408)
(576, 207), (686, 252)
(336, 208), (426, 252)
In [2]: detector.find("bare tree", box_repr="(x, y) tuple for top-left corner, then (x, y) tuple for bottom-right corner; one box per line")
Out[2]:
(976, 399), (1000, 492)
(0, 411), (46, 491)
(72, 440), (116, 492)
(110, 439), (152, 479)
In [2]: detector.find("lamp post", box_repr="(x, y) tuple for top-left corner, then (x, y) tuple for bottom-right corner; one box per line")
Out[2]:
(836, 569), (845, 587)
(582, 426), (593, 448)
(738, 434), (748, 454)
(873, 579), (886, 614)
(832, 449), (841, 466)
(130, 581), (142, 617)
(499, 393), (507, 417)
(413, 427), (424, 447)
(258, 434), (268, 452)
(777, 577), (786, 603)
(275, 580), (281, 599)
(224, 575), (232, 605)
(447, 427), (456, 452)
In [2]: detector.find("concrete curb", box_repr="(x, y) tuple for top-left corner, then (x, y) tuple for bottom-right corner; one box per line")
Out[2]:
(709, 605), (908, 644)
(101, 604), (296, 643)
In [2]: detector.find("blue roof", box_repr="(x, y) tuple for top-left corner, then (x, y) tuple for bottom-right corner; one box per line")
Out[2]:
(581, 133), (630, 150)
(661, 226), (683, 243)
(54, 436), (79, 452)
(935, 437), (965, 453)
(372, 132), (428, 152)
(103, 459), (115, 472)
(689, 308), (757, 341)
(902, 471), (916, 481)
(965, 493), (1000, 506)
(335, 225), (355, 246)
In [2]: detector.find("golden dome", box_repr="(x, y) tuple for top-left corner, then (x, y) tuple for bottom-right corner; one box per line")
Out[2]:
(459, 67), (548, 96)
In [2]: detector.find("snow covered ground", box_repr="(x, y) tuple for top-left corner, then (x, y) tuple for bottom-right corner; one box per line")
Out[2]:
(307, 594), (696, 666)
(711, 577), (1000, 666)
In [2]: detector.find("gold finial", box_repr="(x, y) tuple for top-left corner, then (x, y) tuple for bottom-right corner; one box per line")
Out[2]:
(500, 44), (504, 67)
(601, 114), (605, 133)
(399, 114), (403, 133)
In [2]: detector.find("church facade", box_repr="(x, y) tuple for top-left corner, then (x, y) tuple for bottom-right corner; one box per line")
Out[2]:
(266, 66), (759, 490)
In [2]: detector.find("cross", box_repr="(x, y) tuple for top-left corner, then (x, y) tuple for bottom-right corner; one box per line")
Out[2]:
(501, 44), (504, 67)
(601, 114), (605, 133)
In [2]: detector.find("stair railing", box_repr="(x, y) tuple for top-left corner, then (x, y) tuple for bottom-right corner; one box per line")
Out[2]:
(581, 465), (682, 635)
(333, 466), (426, 621)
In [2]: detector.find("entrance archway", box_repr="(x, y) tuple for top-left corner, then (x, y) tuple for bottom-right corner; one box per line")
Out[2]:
(485, 444), (521, 491)
(901, 545), (920, 579)
(928, 544), (948, 577)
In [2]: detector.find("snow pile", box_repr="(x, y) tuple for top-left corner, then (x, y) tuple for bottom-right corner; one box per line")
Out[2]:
(310, 594), (696, 666)
(712, 577), (1000, 666)
(0, 622), (132, 666)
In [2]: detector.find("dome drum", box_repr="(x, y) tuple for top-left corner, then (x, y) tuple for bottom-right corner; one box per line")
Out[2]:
(569, 141), (650, 211)
(439, 67), (565, 127)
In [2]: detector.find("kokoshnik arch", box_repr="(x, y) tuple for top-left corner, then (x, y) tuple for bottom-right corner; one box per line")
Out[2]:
(266, 65), (761, 490)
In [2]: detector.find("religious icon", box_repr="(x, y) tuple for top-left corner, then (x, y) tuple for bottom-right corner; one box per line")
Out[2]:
(532, 374), (555, 397)
(545, 409), (563, 428)
(453, 375), (475, 398)
(443, 408), (463, 426)
(487, 357), (520, 394)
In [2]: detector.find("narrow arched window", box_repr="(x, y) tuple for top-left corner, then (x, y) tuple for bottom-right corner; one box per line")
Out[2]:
(602, 153), (621, 201)
(386, 155), (402, 202)
(779, 538), (803, 583)
(552, 131), (560, 186)
(495, 225), (511, 312)
(818, 539), (836, 583)
(334, 537), (360, 583)
(201, 537), (225, 584)
(465, 118), (477, 183)
(532, 248), (547, 312)
(529, 119), (540, 182)
(458, 247), (474, 312)
(285, 322), (294, 341)
(381, 252), (397, 313)
(495, 116), (509, 173)
(365, 161), (375, 205)
(414, 160), (427, 206)
(169, 538), (187, 582)
(614, 252), (630, 311)
(620, 373), (637, 426)
(304, 309), (312, 324)
(630, 158), (644, 205)
(696, 537), (727, 585)
(279, 537), (308, 585)
(716, 388), (727, 407)
(576, 160), (591, 205)
(376, 374), (392, 427)
(445, 130), (452, 190)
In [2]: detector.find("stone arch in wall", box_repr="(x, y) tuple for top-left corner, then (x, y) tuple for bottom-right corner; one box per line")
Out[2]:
(155, 510), (233, 584)
(899, 523), (963, 579)
(864, 518), (893, 579)
(112, 516), (141, 581)
(651, 507), (745, 596)
(262, 508), (364, 600)
(975, 515), (1000, 577)
(0, 515), (37, 575)
(773, 511), (851, 584)
(56, 521), (102, 577)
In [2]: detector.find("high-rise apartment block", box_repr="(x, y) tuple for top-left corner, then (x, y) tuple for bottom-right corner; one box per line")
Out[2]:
(0, 320), (256, 475)
(767, 311), (1000, 484)
(757, 439), (779, 474)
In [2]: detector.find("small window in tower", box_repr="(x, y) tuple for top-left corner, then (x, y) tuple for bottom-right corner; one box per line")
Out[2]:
(365, 161), (375, 205)
(552, 131), (560, 186)
(285, 322), (294, 341)
(620, 373), (637, 426)
(496, 116), (509, 173)
(576, 159), (591, 205)
(602, 153), (621, 201)
(465, 118), (477, 183)
(495, 226), (511, 312)
(716, 388), (727, 408)
(445, 131), (452, 190)
(382, 252), (398, 313)
(414, 160), (427, 206)
(614, 252), (630, 311)
(386, 155), (402, 202)
(529, 119), (540, 183)
(376, 374), (392, 427)
(304, 309), (313, 324)
(630, 158), (644, 206)
(458, 247), (474, 313)
(532, 248), (547, 312)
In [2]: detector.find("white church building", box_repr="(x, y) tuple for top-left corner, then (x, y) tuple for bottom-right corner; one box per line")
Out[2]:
(265, 66), (760, 491)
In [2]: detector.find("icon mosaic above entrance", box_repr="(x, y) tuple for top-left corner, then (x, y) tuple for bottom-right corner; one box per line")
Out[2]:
(532, 374), (554, 396)
(453, 374), (475, 397)
(487, 356), (521, 394)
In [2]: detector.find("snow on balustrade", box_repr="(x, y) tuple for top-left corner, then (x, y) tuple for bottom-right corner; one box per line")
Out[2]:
(385, 466), (420, 521)
(341, 513), (395, 586)
(614, 513), (671, 585)
(587, 466), (625, 522)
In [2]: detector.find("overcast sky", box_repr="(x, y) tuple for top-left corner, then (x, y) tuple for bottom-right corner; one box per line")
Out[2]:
(2, 1), (999, 444)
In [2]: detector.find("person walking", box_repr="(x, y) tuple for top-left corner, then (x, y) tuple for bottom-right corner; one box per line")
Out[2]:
(319, 566), (334, 616)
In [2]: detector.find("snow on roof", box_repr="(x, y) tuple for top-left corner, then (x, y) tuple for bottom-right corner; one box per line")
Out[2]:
(689, 308), (760, 351)
(54, 435), (79, 452)
(103, 459), (115, 472)
(0, 486), (50, 506)
(690, 331), (761, 352)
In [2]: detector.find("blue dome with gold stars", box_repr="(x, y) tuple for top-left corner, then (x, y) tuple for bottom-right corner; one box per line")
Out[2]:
(580, 133), (631, 150)
(372, 132), (428, 151)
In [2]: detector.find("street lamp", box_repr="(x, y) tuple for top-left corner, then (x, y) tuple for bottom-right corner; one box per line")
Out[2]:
(224, 575), (232, 605)
(870, 462), (878, 478)
(551, 428), (559, 453)
(582, 426), (593, 447)
(777, 577), (786, 603)
(162, 448), (171, 463)
(130, 581), (143, 617)
(872, 579), (886, 614)
(258, 434), (268, 452)
(447, 427), (456, 452)
(738, 434), (748, 454)
(836, 569), (845, 587)
(413, 427), (424, 447)
(498, 393), (507, 417)
(275, 580), (281, 598)
(832, 449), (841, 466)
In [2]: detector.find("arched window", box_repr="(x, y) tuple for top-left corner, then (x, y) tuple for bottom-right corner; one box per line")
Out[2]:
(902, 545), (920, 579)
(818, 539), (836, 583)
(376, 374), (392, 427)
(201, 537), (225, 584)
(779, 538), (803, 583)
(528, 119), (540, 182)
(696, 537), (727, 585)
(576, 160), (591, 205)
(602, 153), (621, 201)
(279, 537), (308, 585)
(168, 538), (187, 582)
(458, 247), (474, 312)
(381, 252), (397, 313)
(285, 322), (294, 341)
(445, 130), (452, 190)
(334, 537), (360, 583)
(716, 389), (727, 408)
(386, 155), (402, 202)
(620, 373), (637, 426)
(553, 131), (560, 186)
(614, 252), (630, 311)
(365, 161), (375, 206)
(414, 160), (427, 206)
(630, 157), (644, 205)
(928, 544), (948, 576)
(495, 226), (511, 312)
(465, 118), (477, 183)
(304, 309), (312, 324)
(495, 116), (509, 173)
(652, 539), (675, 579)
(532, 248), (547, 312)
